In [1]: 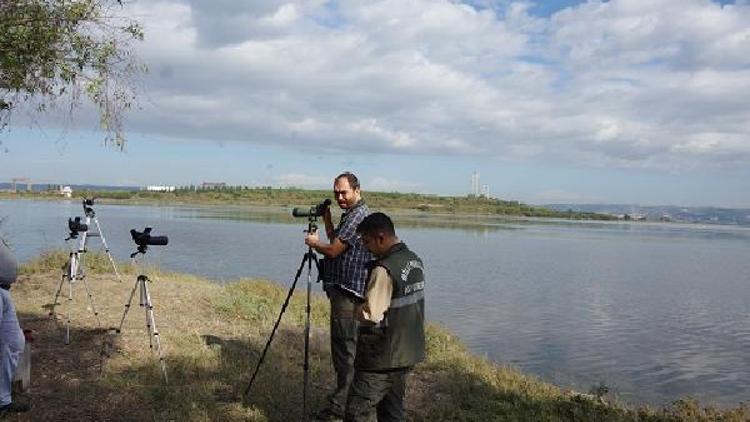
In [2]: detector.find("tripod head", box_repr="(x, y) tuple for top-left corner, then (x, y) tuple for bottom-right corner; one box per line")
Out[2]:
(292, 198), (331, 234)
(82, 197), (97, 218)
(130, 227), (169, 258)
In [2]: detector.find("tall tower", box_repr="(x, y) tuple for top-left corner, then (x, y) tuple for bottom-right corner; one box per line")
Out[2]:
(470, 171), (480, 196)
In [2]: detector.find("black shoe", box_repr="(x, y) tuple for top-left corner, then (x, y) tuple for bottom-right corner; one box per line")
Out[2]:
(0, 401), (31, 415)
(311, 407), (344, 422)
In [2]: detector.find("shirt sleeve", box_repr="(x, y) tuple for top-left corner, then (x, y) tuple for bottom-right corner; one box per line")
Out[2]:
(336, 210), (363, 245)
(0, 243), (17, 286)
(360, 266), (393, 324)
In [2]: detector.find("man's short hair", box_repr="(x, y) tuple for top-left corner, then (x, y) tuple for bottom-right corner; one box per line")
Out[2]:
(357, 212), (395, 237)
(335, 172), (360, 190)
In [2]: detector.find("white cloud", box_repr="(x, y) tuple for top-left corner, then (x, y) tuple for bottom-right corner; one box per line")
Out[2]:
(119, 0), (750, 170)
(532, 189), (603, 204)
(368, 177), (423, 193)
(274, 172), (330, 188)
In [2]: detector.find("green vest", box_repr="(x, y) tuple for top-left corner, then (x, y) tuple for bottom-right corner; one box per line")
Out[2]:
(356, 243), (425, 371)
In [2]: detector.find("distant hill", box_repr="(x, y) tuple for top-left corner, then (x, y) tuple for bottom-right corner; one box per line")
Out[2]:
(544, 203), (750, 226)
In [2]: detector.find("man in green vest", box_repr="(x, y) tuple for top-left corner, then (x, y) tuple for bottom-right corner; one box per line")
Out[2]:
(344, 212), (425, 422)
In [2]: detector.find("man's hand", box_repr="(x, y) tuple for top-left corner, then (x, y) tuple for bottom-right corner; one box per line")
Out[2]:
(304, 229), (320, 248)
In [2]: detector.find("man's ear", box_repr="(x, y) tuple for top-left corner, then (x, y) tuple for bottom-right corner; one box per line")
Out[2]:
(376, 231), (387, 245)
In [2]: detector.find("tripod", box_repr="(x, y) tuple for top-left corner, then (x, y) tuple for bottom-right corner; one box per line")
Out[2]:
(116, 228), (169, 383)
(50, 198), (124, 344)
(244, 216), (321, 422)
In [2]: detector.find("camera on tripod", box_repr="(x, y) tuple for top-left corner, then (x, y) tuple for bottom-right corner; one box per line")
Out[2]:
(292, 198), (331, 218)
(83, 197), (96, 217)
(130, 227), (169, 257)
(66, 217), (88, 240)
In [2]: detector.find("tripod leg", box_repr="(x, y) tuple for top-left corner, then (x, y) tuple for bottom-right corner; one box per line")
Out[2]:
(117, 277), (141, 333)
(50, 272), (67, 316)
(141, 280), (154, 350)
(80, 277), (102, 327)
(69, 252), (79, 281)
(244, 251), (310, 397)
(142, 281), (168, 383)
(66, 275), (73, 345)
(93, 218), (124, 283)
(302, 251), (317, 421)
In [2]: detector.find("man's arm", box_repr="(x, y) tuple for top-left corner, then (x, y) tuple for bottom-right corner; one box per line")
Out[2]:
(305, 230), (349, 258)
(322, 207), (335, 241)
(356, 266), (393, 324)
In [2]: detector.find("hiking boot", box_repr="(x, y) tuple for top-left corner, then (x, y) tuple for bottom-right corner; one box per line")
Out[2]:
(0, 400), (31, 416)
(311, 407), (344, 422)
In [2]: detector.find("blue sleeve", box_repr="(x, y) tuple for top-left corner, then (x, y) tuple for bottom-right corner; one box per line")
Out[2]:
(337, 210), (365, 245)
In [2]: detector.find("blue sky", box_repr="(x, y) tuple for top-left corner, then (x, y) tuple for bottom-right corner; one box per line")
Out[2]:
(2, 0), (749, 207)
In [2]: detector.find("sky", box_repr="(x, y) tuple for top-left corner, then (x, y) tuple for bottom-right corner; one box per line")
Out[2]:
(2, 0), (749, 208)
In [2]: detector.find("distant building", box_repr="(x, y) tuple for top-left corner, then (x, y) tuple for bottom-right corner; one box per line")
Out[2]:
(470, 171), (480, 197)
(11, 178), (32, 193)
(200, 182), (226, 190)
(145, 185), (176, 192)
(59, 185), (73, 198)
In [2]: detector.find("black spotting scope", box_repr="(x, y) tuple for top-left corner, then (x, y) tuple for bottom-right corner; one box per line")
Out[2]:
(292, 199), (331, 218)
(66, 216), (88, 240)
(68, 217), (88, 233)
(130, 227), (169, 247)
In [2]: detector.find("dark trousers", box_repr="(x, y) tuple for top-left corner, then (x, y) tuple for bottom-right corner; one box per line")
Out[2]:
(344, 368), (410, 422)
(326, 287), (360, 415)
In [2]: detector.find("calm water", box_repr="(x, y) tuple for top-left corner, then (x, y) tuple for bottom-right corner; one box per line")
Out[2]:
(2, 199), (749, 407)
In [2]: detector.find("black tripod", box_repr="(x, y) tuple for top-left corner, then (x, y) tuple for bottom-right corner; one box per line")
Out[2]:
(244, 215), (322, 421)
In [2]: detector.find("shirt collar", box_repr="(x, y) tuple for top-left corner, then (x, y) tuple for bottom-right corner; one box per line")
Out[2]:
(379, 242), (406, 259)
(343, 199), (366, 216)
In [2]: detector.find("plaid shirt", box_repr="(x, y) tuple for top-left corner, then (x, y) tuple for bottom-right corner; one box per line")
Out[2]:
(322, 200), (371, 298)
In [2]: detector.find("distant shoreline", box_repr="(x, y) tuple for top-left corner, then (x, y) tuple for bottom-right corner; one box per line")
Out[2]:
(0, 188), (621, 221)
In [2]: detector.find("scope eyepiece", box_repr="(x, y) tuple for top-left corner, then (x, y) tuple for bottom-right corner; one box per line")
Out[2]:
(292, 198), (331, 218)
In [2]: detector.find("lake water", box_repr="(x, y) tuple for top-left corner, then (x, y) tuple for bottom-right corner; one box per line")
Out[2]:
(1, 199), (749, 407)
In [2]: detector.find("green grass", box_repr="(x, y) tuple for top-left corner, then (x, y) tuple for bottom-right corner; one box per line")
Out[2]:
(18, 249), (134, 276)
(214, 279), (329, 327)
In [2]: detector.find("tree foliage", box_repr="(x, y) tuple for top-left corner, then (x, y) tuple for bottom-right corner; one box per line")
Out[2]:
(0, 0), (144, 148)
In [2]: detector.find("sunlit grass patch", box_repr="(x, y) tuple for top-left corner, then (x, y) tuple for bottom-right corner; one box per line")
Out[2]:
(19, 249), (135, 276)
(213, 278), (329, 327)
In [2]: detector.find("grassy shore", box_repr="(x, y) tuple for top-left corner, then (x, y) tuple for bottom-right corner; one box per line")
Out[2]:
(9, 251), (747, 421)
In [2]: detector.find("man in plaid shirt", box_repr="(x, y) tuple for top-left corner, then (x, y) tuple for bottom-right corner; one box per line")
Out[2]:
(305, 172), (372, 421)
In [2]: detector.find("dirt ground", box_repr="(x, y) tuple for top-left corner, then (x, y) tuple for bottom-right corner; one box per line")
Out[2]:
(9, 270), (232, 421)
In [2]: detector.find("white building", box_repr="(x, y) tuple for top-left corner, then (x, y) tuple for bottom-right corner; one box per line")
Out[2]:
(59, 185), (73, 198)
(145, 185), (176, 192)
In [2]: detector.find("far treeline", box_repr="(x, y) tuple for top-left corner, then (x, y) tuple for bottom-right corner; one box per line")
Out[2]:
(24, 186), (617, 220)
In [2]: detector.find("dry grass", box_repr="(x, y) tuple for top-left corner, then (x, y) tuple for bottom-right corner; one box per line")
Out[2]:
(8, 252), (748, 421)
